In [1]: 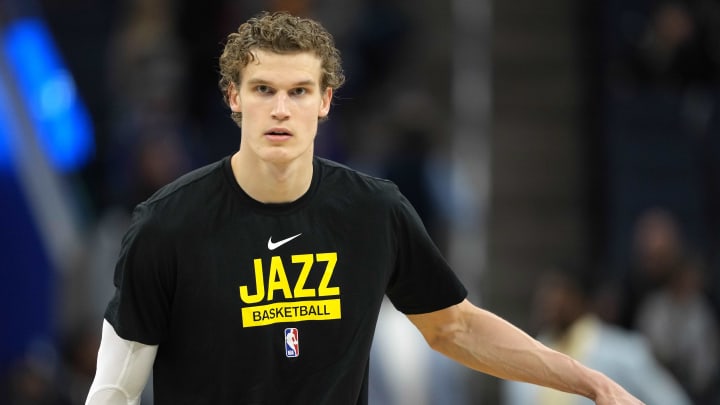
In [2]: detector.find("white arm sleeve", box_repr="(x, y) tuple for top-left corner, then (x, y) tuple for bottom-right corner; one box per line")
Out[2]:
(85, 319), (158, 405)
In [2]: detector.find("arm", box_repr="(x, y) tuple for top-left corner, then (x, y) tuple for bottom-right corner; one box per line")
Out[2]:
(407, 299), (643, 405)
(85, 320), (157, 405)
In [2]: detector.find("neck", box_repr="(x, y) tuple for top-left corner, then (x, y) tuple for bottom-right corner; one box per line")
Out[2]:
(230, 150), (314, 203)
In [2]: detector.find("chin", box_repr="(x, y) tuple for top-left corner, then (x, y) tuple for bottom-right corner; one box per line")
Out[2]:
(259, 149), (299, 165)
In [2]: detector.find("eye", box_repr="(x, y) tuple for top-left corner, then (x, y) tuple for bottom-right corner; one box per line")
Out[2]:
(290, 87), (307, 96)
(256, 85), (273, 94)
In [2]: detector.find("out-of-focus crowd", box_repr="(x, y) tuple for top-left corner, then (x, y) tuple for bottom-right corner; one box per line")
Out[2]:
(2, 0), (720, 404)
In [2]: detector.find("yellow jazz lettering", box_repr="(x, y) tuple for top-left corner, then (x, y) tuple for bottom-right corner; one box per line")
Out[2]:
(267, 256), (292, 301)
(291, 254), (315, 298)
(238, 253), (340, 305)
(316, 252), (339, 296)
(238, 258), (265, 304)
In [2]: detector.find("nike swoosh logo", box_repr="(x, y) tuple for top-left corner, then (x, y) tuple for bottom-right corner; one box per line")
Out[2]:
(267, 233), (302, 250)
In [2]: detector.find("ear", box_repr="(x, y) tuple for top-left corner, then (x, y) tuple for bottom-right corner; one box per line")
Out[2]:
(318, 87), (333, 118)
(228, 82), (241, 113)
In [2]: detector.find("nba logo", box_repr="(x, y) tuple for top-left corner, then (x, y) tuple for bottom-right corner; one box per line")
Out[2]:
(285, 328), (299, 358)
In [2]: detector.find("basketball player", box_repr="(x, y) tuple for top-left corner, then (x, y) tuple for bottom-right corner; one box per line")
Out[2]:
(86, 11), (644, 405)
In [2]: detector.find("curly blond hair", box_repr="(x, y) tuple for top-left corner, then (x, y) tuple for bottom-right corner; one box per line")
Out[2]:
(218, 11), (345, 126)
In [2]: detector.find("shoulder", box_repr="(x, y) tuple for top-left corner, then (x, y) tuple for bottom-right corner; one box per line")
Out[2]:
(144, 158), (226, 207)
(316, 157), (401, 203)
(130, 158), (228, 230)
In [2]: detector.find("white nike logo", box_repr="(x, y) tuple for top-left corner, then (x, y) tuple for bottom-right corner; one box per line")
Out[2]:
(267, 233), (302, 250)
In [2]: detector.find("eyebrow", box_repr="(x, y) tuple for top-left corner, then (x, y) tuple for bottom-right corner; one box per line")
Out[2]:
(245, 78), (317, 87)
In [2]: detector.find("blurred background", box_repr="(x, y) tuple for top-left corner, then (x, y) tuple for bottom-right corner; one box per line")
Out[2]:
(1, 0), (719, 403)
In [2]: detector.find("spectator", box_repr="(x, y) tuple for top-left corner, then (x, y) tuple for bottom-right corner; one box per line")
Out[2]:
(619, 1), (720, 88)
(503, 266), (691, 405)
(636, 255), (720, 402)
(618, 207), (686, 329)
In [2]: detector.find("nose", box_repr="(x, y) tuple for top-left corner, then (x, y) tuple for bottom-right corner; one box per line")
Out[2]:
(271, 93), (290, 120)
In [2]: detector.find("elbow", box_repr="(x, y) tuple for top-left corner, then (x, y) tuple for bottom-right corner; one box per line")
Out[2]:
(408, 299), (475, 358)
(426, 329), (458, 353)
(423, 316), (466, 354)
(86, 386), (138, 405)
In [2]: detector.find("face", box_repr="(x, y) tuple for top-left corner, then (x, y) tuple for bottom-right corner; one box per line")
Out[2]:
(228, 50), (332, 165)
(533, 274), (582, 332)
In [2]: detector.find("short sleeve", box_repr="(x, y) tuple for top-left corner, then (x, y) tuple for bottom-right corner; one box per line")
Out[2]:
(104, 203), (176, 344)
(385, 189), (467, 314)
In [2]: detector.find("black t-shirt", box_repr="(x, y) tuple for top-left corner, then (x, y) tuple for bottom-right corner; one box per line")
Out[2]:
(105, 156), (467, 404)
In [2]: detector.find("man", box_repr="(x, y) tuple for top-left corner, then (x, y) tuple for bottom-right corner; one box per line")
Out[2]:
(502, 268), (691, 405)
(86, 11), (644, 405)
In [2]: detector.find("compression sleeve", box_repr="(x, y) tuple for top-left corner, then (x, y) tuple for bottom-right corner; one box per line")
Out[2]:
(85, 319), (158, 405)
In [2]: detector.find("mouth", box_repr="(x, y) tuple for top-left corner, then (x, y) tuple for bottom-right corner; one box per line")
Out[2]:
(265, 128), (292, 136)
(265, 128), (292, 141)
